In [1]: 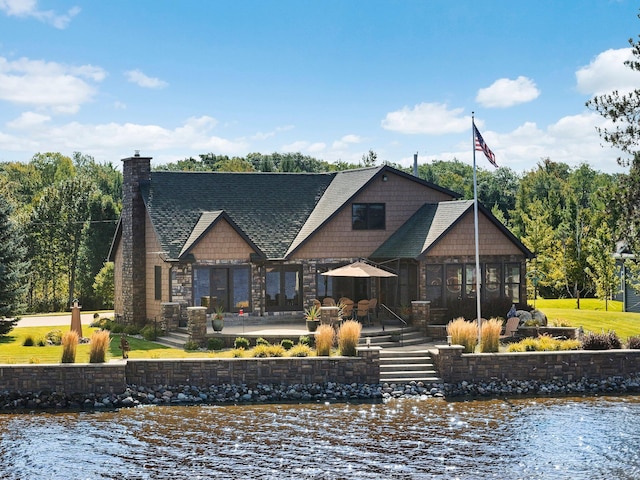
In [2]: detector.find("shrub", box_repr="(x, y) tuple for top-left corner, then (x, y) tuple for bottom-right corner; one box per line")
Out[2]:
(184, 340), (200, 351)
(234, 337), (250, 349)
(110, 323), (125, 334)
(288, 344), (313, 357)
(582, 331), (621, 350)
(506, 335), (582, 352)
(22, 335), (35, 346)
(252, 345), (270, 357)
(231, 348), (245, 358)
(36, 337), (46, 347)
(298, 335), (312, 347)
(256, 337), (270, 346)
(267, 345), (285, 357)
(124, 325), (141, 336)
(315, 324), (335, 356)
(208, 337), (224, 351)
(89, 330), (111, 363)
(337, 319), (361, 356)
(61, 331), (79, 363)
(280, 338), (294, 350)
(447, 317), (477, 353)
(90, 317), (113, 330)
(45, 329), (63, 345)
(140, 325), (158, 341)
(628, 336), (640, 349)
(480, 318), (502, 353)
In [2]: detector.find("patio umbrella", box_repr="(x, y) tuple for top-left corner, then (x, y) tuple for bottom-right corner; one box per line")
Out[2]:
(321, 261), (396, 278)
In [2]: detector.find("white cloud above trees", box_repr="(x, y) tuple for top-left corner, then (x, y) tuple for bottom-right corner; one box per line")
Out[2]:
(476, 76), (540, 108)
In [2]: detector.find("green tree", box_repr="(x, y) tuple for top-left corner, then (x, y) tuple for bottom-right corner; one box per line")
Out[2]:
(585, 222), (618, 310)
(93, 262), (115, 309)
(0, 193), (28, 329)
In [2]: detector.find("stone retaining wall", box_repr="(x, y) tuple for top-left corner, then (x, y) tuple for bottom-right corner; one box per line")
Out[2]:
(434, 345), (640, 383)
(0, 364), (126, 394)
(0, 348), (380, 394)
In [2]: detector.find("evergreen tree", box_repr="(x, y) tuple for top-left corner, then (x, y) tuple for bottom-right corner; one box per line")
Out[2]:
(0, 193), (28, 334)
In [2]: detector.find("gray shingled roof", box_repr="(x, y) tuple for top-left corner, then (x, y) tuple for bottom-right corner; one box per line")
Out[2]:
(137, 165), (465, 261)
(371, 200), (474, 259)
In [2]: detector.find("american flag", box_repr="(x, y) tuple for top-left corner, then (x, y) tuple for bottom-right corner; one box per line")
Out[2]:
(474, 123), (498, 168)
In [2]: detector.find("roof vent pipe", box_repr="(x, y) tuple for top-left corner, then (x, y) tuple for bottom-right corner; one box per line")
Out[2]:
(413, 152), (418, 176)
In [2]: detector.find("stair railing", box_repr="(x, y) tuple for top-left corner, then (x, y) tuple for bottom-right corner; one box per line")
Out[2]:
(379, 303), (408, 346)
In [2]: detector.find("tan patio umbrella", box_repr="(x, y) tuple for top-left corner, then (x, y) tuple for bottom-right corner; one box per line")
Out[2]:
(320, 261), (397, 278)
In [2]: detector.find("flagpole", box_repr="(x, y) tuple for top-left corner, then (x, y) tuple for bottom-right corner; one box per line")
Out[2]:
(472, 113), (482, 348)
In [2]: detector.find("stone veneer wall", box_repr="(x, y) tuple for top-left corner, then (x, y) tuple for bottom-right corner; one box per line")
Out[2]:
(0, 364), (126, 394)
(434, 345), (640, 384)
(121, 154), (151, 325)
(0, 349), (380, 394)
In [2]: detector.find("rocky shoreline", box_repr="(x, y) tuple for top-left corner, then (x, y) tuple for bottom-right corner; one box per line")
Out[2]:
(2, 375), (640, 410)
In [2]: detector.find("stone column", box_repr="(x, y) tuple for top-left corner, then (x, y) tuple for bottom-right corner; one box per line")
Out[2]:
(161, 302), (180, 333)
(411, 300), (430, 334)
(187, 306), (207, 346)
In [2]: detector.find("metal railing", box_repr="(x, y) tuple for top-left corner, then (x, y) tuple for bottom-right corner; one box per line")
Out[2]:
(380, 303), (408, 346)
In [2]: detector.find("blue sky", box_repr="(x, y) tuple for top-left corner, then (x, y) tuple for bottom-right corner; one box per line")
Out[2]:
(0, 0), (639, 173)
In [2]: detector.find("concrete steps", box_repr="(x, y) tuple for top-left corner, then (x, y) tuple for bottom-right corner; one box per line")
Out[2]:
(358, 327), (427, 348)
(379, 349), (442, 384)
(155, 330), (189, 349)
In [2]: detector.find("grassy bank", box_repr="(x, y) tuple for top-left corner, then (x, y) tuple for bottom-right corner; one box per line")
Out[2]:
(535, 298), (640, 340)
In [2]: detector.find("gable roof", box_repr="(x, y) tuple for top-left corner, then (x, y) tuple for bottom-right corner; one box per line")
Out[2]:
(108, 164), (464, 262)
(371, 200), (533, 259)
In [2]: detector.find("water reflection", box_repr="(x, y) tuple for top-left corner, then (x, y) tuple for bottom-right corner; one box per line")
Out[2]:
(1, 396), (639, 479)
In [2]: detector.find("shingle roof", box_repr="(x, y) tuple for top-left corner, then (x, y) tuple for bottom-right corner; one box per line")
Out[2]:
(371, 200), (474, 259)
(142, 171), (336, 259)
(136, 165), (465, 261)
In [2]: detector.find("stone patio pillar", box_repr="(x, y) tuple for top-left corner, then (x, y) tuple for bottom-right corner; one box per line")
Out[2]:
(411, 301), (430, 335)
(187, 306), (207, 346)
(161, 302), (181, 333)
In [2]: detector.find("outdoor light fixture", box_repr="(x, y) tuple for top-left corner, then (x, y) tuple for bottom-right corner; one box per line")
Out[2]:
(447, 335), (452, 346)
(382, 174), (388, 182)
(366, 337), (371, 348)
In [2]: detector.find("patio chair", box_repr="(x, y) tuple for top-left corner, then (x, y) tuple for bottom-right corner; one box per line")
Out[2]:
(356, 299), (370, 326)
(322, 297), (336, 307)
(313, 299), (321, 309)
(339, 299), (354, 319)
(500, 316), (520, 339)
(367, 298), (377, 319)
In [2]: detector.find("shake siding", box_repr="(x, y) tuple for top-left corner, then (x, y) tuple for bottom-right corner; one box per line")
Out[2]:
(190, 219), (255, 260)
(427, 212), (522, 257)
(294, 172), (454, 259)
(145, 211), (168, 321)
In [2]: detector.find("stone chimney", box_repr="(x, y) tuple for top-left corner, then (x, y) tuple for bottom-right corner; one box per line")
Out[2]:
(121, 151), (151, 325)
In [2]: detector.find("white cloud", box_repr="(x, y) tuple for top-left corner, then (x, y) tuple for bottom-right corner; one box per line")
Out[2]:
(0, 0), (80, 29)
(476, 76), (540, 108)
(6, 111), (50, 129)
(0, 56), (105, 113)
(125, 69), (168, 89)
(381, 102), (469, 135)
(307, 142), (326, 153)
(0, 116), (248, 160)
(332, 134), (363, 149)
(576, 48), (640, 96)
(281, 140), (309, 151)
(251, 125), (294, 141)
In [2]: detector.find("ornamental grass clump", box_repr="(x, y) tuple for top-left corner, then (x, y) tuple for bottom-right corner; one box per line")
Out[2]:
(628, 336), (640, 349)
(337, 319), (362, 356)
(582, 331), (622, 350)
(315, 324), (335, 356)
(288, 344), (313, 357)
(506, 335), (582, 352)
(61, 330), (79, 363)
(447, 317), (477, 353)
(480, 318), (502, 353)
(89, 330), (111, 363)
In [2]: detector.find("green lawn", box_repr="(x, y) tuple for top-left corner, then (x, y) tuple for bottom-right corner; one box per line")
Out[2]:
(0, 325), (222, 364)
(535, 298), (640, 340)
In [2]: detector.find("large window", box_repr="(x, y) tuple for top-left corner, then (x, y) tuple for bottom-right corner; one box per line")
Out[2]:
(352, 203), (385, 230)
(193, 266), (250, 312)
(426, 262), (521, 305)
(266, 265), (302, 311)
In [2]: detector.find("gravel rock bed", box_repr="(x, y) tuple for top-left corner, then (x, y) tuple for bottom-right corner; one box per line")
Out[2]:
(2, 375), (639, 410)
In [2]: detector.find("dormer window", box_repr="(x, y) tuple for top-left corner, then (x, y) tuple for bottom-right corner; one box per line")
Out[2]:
(352, 203), (385, 230)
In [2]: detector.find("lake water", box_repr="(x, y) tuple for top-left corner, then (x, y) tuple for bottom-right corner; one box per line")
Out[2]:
(1, 395), (639, 479)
